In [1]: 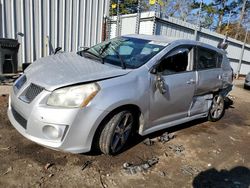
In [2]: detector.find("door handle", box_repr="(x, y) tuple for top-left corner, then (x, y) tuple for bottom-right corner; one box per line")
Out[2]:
(186, 79), (195, 84)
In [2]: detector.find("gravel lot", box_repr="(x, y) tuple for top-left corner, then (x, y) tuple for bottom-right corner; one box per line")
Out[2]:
(0, 79), (249, 188)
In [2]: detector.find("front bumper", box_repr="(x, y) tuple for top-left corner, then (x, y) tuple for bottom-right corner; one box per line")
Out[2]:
(7, 89), (108, 153)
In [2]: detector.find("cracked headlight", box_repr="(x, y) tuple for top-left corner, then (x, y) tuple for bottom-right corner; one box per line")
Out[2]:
(47, 83), (100, 108)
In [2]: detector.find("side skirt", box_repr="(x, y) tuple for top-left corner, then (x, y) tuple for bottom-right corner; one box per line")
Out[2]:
(139, 113), (208, 136)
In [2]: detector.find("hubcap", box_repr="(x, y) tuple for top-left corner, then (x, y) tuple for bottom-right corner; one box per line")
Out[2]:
(210, 95), (224, 119)
(111, 113), (133, 153)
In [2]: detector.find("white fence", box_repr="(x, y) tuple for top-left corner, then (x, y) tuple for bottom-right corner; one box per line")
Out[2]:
(0, 0), (109, 68)
(110, 12), (250, 75)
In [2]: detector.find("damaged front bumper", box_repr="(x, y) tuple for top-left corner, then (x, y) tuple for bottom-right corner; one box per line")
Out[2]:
(7, 88), (108, 153)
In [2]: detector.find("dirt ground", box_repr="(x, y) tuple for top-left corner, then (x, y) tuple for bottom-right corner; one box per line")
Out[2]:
(0, 80), (250, 188)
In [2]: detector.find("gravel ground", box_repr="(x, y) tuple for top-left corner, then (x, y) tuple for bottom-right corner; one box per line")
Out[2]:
(0, 86), (11, 96)
(0, 79), (249, 188)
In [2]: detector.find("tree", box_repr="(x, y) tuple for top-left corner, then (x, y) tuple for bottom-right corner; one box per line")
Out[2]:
(235, 0), (249, 39)
(110, 0), (150, 16)
(220, 23), (250, 44)
(164, 0), (193, 21)
(191, 0), (238, 31)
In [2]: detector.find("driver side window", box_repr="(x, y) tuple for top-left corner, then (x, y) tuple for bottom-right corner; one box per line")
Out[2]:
(157, 46), (194, 75)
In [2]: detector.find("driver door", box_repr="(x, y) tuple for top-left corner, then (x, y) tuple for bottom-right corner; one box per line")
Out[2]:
(148, 45), (196, 128)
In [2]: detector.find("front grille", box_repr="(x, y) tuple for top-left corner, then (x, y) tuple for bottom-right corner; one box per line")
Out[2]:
(20, 83), (44, 103)
(11, 106), (27, 129)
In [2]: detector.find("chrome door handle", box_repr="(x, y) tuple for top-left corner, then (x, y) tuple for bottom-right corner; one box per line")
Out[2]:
(186, 79), (195, 84)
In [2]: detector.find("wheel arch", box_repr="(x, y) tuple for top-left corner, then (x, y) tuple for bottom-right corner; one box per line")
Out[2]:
(90, 104), (143, 151)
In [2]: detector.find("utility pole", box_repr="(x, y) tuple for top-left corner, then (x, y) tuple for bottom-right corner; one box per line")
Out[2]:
(116, 0), (121, 37)
(135, 0), (141, 34)
(152, 0), (158, 35)
(194, 0), (203, 41)
(236, 30), (248, 79)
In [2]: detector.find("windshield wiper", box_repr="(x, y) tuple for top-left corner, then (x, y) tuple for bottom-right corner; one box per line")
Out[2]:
(82, 50), (103, 61)
(109, 45), (126, 69)
(99, 41), (111, 56)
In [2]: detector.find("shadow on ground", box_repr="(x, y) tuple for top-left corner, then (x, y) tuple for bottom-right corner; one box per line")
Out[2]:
(193, 166), (250, 188)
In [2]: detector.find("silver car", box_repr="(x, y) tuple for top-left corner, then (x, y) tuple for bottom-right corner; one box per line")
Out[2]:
(8, 35), (233, 155)
(244, 72), (250, 89)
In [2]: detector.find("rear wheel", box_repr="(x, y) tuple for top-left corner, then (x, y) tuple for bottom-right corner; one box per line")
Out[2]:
(208, 94), (225, 122)
(99, 110), (134, 155)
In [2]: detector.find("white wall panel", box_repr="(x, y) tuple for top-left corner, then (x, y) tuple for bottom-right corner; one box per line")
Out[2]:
(0, 0), (109, 68)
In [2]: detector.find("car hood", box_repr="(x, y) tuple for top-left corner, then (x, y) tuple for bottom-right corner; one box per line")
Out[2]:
(25, 52), (130, 91)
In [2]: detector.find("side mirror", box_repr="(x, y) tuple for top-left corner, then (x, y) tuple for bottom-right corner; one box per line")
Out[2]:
(150, 67), (157, 74)
(217, 40), (228, 50)
(150, 60), (160, 74)
(54, 47), (62, 54)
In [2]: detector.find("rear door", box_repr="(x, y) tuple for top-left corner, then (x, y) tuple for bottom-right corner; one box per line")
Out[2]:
(195, 46), (223, 96)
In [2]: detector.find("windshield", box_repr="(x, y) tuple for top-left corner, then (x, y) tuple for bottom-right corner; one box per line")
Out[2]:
(81, 37), (167, 69)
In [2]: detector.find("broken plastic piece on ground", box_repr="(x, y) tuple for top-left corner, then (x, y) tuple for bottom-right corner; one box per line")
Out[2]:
(123, 157), (159, 175)
(48, 173), (54, 178)
(2, 167), (13, 175)
(181, 165), (200, 176)
(168, 144), (185, 155)
(44, 163), (54, 170)
(227, 94), (235, 100)
(143, 138), (155, 146)
(81, 160), (92, 171)
(158, 132), (175, 143)
(159, 171), (166, 177)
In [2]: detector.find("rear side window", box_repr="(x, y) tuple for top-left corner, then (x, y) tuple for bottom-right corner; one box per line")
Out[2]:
(196, 47), (221, 70)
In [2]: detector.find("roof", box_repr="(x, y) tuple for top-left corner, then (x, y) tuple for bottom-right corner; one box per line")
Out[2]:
(124, 34), (175, 43)
(123, 34), (225, 54)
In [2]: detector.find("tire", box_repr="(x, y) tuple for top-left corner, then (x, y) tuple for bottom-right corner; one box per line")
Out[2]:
(208, 94), (225, 122)
(99, 110), (134, 155)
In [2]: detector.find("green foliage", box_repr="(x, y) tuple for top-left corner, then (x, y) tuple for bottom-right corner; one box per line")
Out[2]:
(110, 0), (150, 16)
(191, 0), (249, 42)
(109, 0), (249, 42)
(220, 23), (250, 43)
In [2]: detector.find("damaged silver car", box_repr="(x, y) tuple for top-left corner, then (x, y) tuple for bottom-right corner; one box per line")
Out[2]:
(8, 34), (233, 155)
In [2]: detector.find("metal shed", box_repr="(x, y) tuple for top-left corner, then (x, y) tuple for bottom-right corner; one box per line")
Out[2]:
(0, 0), (110, 69)
(109, 11), (250, 75)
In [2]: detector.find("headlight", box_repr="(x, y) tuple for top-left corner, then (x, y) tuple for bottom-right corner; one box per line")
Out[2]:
(47, 83), (100, 108)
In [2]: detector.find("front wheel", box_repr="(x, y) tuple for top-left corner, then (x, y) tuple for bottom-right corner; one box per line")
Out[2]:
(99, 110), (134, 155)
(208, 94), (225, 122)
